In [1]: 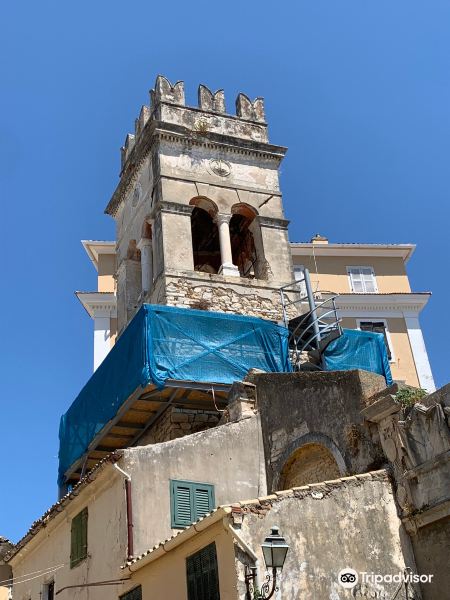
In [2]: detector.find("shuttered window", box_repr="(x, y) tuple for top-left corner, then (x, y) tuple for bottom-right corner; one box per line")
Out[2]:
(120, 586), (142, 600)
(360, 321), (392, 360)
(170, 480), (215, 528)
(70, 507), (88, 568)
(186, 542), (220, 600)
(347, 267), (378, 293)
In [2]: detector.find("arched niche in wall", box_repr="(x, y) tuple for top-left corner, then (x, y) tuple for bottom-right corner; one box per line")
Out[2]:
(230, 203), (258, 278)
(127, 239), (141, 262)
(189, 197), (221, 274)
(275, 433), (347, 491)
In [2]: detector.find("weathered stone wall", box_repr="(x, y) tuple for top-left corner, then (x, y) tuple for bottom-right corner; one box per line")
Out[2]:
(232, 471), (419, 600)
(138, 406), (220, 445)
(148, 271), (299, 321)
(107, 75), (296, 334)
(279, 442), (341, 488)
(409, 516), (450, 600)
(247, 369), (387, 492)
(362, 383), (450, 600)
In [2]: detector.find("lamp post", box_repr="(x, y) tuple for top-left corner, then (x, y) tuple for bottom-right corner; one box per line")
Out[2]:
(245, 527), (289, 599)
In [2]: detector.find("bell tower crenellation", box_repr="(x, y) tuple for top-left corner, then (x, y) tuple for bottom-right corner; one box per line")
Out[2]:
(105, 75), (294, 334)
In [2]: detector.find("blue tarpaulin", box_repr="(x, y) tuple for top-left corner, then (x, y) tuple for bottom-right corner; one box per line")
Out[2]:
(322, 328), (393, 385)
(58, 304), (291, 484)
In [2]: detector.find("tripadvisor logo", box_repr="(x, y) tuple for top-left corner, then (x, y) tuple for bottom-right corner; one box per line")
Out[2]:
(338, 568), (358, 589)
(337, 567), (434, 589)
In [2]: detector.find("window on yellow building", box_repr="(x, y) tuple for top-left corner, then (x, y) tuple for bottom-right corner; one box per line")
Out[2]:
(359, 321), (392, 360)
(120, 586), (142, 600)
(186, 542), (220, 600)
(347, 267), (378, 293)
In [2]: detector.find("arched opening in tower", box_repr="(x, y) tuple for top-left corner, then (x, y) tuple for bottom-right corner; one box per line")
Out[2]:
(190, 207), (221, 274)
(230, 206), (257, 278)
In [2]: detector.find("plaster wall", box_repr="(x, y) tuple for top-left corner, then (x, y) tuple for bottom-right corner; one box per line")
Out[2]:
(122, 415), (266, 556)
(160, 208), (194, 272)
(158, 102), (268, 143)
(248, 370), (387, 492)
(10, 473), (127, 600)
(159, 176), (284, 219)
(292, 254), (411, 293)
(235, 473), (417, 600)
(409, 516), (450, 600)
(340, 317), (420, 387)
(159, 141), (281, 201)
(97, 254), (116, 292)
(115, 155), (154, 264)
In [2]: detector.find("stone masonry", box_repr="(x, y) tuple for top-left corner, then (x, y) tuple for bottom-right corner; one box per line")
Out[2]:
(138, 406), (221, 445)
(105, 75), (296, 333)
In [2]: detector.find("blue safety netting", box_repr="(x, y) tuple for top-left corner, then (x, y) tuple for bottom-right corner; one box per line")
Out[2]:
(322, 328), (393, 385)
(58, 304), (291, 485)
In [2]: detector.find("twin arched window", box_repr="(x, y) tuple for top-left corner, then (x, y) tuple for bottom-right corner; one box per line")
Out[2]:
(189, 198), (258, 278)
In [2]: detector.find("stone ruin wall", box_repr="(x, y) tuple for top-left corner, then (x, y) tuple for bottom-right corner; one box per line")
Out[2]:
(158, 275), (300, 322)
(138, 406), (220, 445)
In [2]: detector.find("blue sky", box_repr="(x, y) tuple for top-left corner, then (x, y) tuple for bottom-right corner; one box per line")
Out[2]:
(1, 1), (449, 541)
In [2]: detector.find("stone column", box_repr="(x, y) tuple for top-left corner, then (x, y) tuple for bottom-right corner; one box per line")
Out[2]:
(137, 238), (153, 293)
(215, 213), (240, 277)
(93, 310), (111, 371)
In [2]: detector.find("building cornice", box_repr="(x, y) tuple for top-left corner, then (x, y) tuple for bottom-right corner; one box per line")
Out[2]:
(334, 293), (431, 316)
(105, 119), (287, 217)
(290, 243), (416, 263)
(75, 291), (117, 318)
(82, 240), (116, 271)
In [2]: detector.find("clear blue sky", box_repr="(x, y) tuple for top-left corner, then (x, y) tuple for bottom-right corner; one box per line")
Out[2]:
(1, 1), (449, 542)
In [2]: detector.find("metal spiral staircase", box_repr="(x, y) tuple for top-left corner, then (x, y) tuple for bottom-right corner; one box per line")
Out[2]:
(280, 269), (342, 371)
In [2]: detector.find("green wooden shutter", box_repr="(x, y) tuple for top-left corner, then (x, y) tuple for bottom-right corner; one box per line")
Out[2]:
(171, 480), (215, 528)
(171, 481), (193, 527)
(80, 507), (88, 558)
(186, 543), (220, 600)
(120, 586), (142, 600)
(70, 508), (88, 568)
(193, 485), (215, 522)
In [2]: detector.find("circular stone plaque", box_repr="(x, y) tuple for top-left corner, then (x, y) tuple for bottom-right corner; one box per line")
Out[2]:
(209, 159), (231, 178)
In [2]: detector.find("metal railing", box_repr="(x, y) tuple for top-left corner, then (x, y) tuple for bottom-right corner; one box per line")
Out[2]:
(289, 296), (341, 368)
(280, 269), (342, 370)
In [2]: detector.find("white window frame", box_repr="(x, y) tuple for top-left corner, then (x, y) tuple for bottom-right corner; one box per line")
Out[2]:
(42, 580), (55, 600)
(356, 318), (395, 363)
(347, 266), (378, 294)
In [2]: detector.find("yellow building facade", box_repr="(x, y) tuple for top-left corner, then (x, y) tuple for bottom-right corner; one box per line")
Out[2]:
(291, 235), (435, 390)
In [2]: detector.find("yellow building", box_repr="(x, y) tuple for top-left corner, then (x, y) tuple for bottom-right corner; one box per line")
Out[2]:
(291, 235), (435, 391)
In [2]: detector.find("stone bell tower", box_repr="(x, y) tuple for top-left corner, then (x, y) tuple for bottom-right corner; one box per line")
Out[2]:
(105, 75), (294, 334)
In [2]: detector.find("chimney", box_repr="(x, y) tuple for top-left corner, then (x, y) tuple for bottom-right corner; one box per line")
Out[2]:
(311, 234), (328, 245)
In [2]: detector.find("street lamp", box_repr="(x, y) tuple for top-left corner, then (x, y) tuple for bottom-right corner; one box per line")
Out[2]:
(245, 527), (289, 599)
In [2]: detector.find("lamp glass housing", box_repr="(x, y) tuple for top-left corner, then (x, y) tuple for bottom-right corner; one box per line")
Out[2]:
(261, 526), (289, 569)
